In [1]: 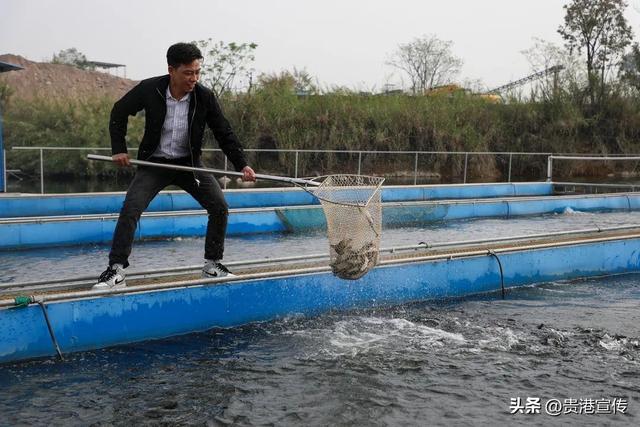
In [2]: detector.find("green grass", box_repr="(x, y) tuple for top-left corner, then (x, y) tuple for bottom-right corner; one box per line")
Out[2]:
(4, 90), (640, 181)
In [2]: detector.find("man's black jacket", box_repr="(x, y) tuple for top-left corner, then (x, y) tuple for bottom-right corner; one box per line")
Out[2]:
(109, 75), (248, 171)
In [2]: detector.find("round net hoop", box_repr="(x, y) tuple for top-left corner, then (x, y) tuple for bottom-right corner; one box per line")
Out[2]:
(310, 174), (385, 280)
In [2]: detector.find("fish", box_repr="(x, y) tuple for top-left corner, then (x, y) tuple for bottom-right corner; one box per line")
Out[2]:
(330, 239), (379, 279)
(331, 238), (353, 256)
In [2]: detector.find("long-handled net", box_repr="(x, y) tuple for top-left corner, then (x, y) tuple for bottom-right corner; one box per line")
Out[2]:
(87, 155), (385, 280)
(310, 174), (385, 280)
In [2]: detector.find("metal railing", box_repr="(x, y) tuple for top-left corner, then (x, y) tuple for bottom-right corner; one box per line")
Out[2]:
(5, 146), (557, 194)
(547, 155), (640, 182)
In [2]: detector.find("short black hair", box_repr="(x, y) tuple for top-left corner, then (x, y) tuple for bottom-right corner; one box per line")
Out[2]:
(166, 43), (203, 68)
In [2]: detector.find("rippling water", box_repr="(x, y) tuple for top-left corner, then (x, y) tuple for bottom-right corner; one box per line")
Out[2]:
(0, 276), (638, 425)
(1, 210), (639, 425)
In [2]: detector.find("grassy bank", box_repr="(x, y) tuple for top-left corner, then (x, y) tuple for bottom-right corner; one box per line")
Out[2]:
(4, 91), (640, 182)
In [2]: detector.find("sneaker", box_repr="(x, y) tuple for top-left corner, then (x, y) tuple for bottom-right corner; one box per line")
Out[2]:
(202, 260), (236, 278)
(93, 264), (126, 289)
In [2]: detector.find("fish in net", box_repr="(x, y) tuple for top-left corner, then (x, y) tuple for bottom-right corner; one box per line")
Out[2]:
(311, 174), (384, 280)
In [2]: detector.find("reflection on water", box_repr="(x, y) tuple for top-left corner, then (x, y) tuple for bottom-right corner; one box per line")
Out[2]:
(7, 176), (448, 194)
(9, 174), (640, 194)
(6, 176), (292, 194)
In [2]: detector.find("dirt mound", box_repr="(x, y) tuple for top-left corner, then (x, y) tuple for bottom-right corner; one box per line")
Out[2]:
(0, 54), (137, 101)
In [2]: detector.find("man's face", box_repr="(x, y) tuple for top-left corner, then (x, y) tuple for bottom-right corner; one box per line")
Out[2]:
(168, 59), (201, 93)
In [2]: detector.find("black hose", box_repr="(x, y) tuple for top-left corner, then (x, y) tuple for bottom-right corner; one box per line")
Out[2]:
(487, 250), (506, 299)
(38, 301), (64, 361)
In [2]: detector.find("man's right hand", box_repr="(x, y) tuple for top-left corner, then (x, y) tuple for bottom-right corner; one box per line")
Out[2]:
(112, 153), (130, 167)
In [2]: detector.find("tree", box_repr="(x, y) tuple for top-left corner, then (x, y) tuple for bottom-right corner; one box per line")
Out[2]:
(51, 48), (94, 70)
(619, 43), (640, 93)
(257, 68), (319, 95)
(387, 34), (463, 94)
(193, 39), (258, 96)
(558, 0), (633, 106)
(521, 38), (585, 102)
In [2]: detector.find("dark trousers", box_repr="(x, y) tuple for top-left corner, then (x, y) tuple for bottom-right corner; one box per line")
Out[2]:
(109, 158), (228, 268)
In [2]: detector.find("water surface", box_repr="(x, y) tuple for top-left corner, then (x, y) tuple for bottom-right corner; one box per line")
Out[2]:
(0, 210), (639, 425)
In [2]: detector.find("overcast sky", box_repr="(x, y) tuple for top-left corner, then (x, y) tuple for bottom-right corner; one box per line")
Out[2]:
(3, 0), (640, 92)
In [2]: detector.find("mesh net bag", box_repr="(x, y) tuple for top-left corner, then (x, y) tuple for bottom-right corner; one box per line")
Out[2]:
(311, 175), (385, 280)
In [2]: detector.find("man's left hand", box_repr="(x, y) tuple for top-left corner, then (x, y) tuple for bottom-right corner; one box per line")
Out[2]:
(241, 166), (257, 182)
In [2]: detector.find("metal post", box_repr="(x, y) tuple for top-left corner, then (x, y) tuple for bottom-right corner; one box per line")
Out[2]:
(40, 148), (44, 194)
(507, 153), (513, 182)
(0, 104), (4, 193)
(463, 153), (468, 184)
(38, 301), (64, 361)
(294, 151), (299, 178)
(546, 156), (553, 182)
(2, 148), (6, 192)
(413, 153), (418, 185)
(357, 152), (362, 175)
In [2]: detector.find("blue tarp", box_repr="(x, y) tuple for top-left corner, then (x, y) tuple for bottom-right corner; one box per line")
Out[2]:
(1, 235), (638, 364)
(0, 182), (553, 218)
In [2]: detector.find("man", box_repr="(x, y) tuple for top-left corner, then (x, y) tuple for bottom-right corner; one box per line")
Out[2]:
(94, 42), (256, 289)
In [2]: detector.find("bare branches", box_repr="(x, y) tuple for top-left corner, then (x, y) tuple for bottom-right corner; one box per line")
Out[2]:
(193, 39), (258, 97)
(387, 35), (463, 94)
(521, 38), (585, 102)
